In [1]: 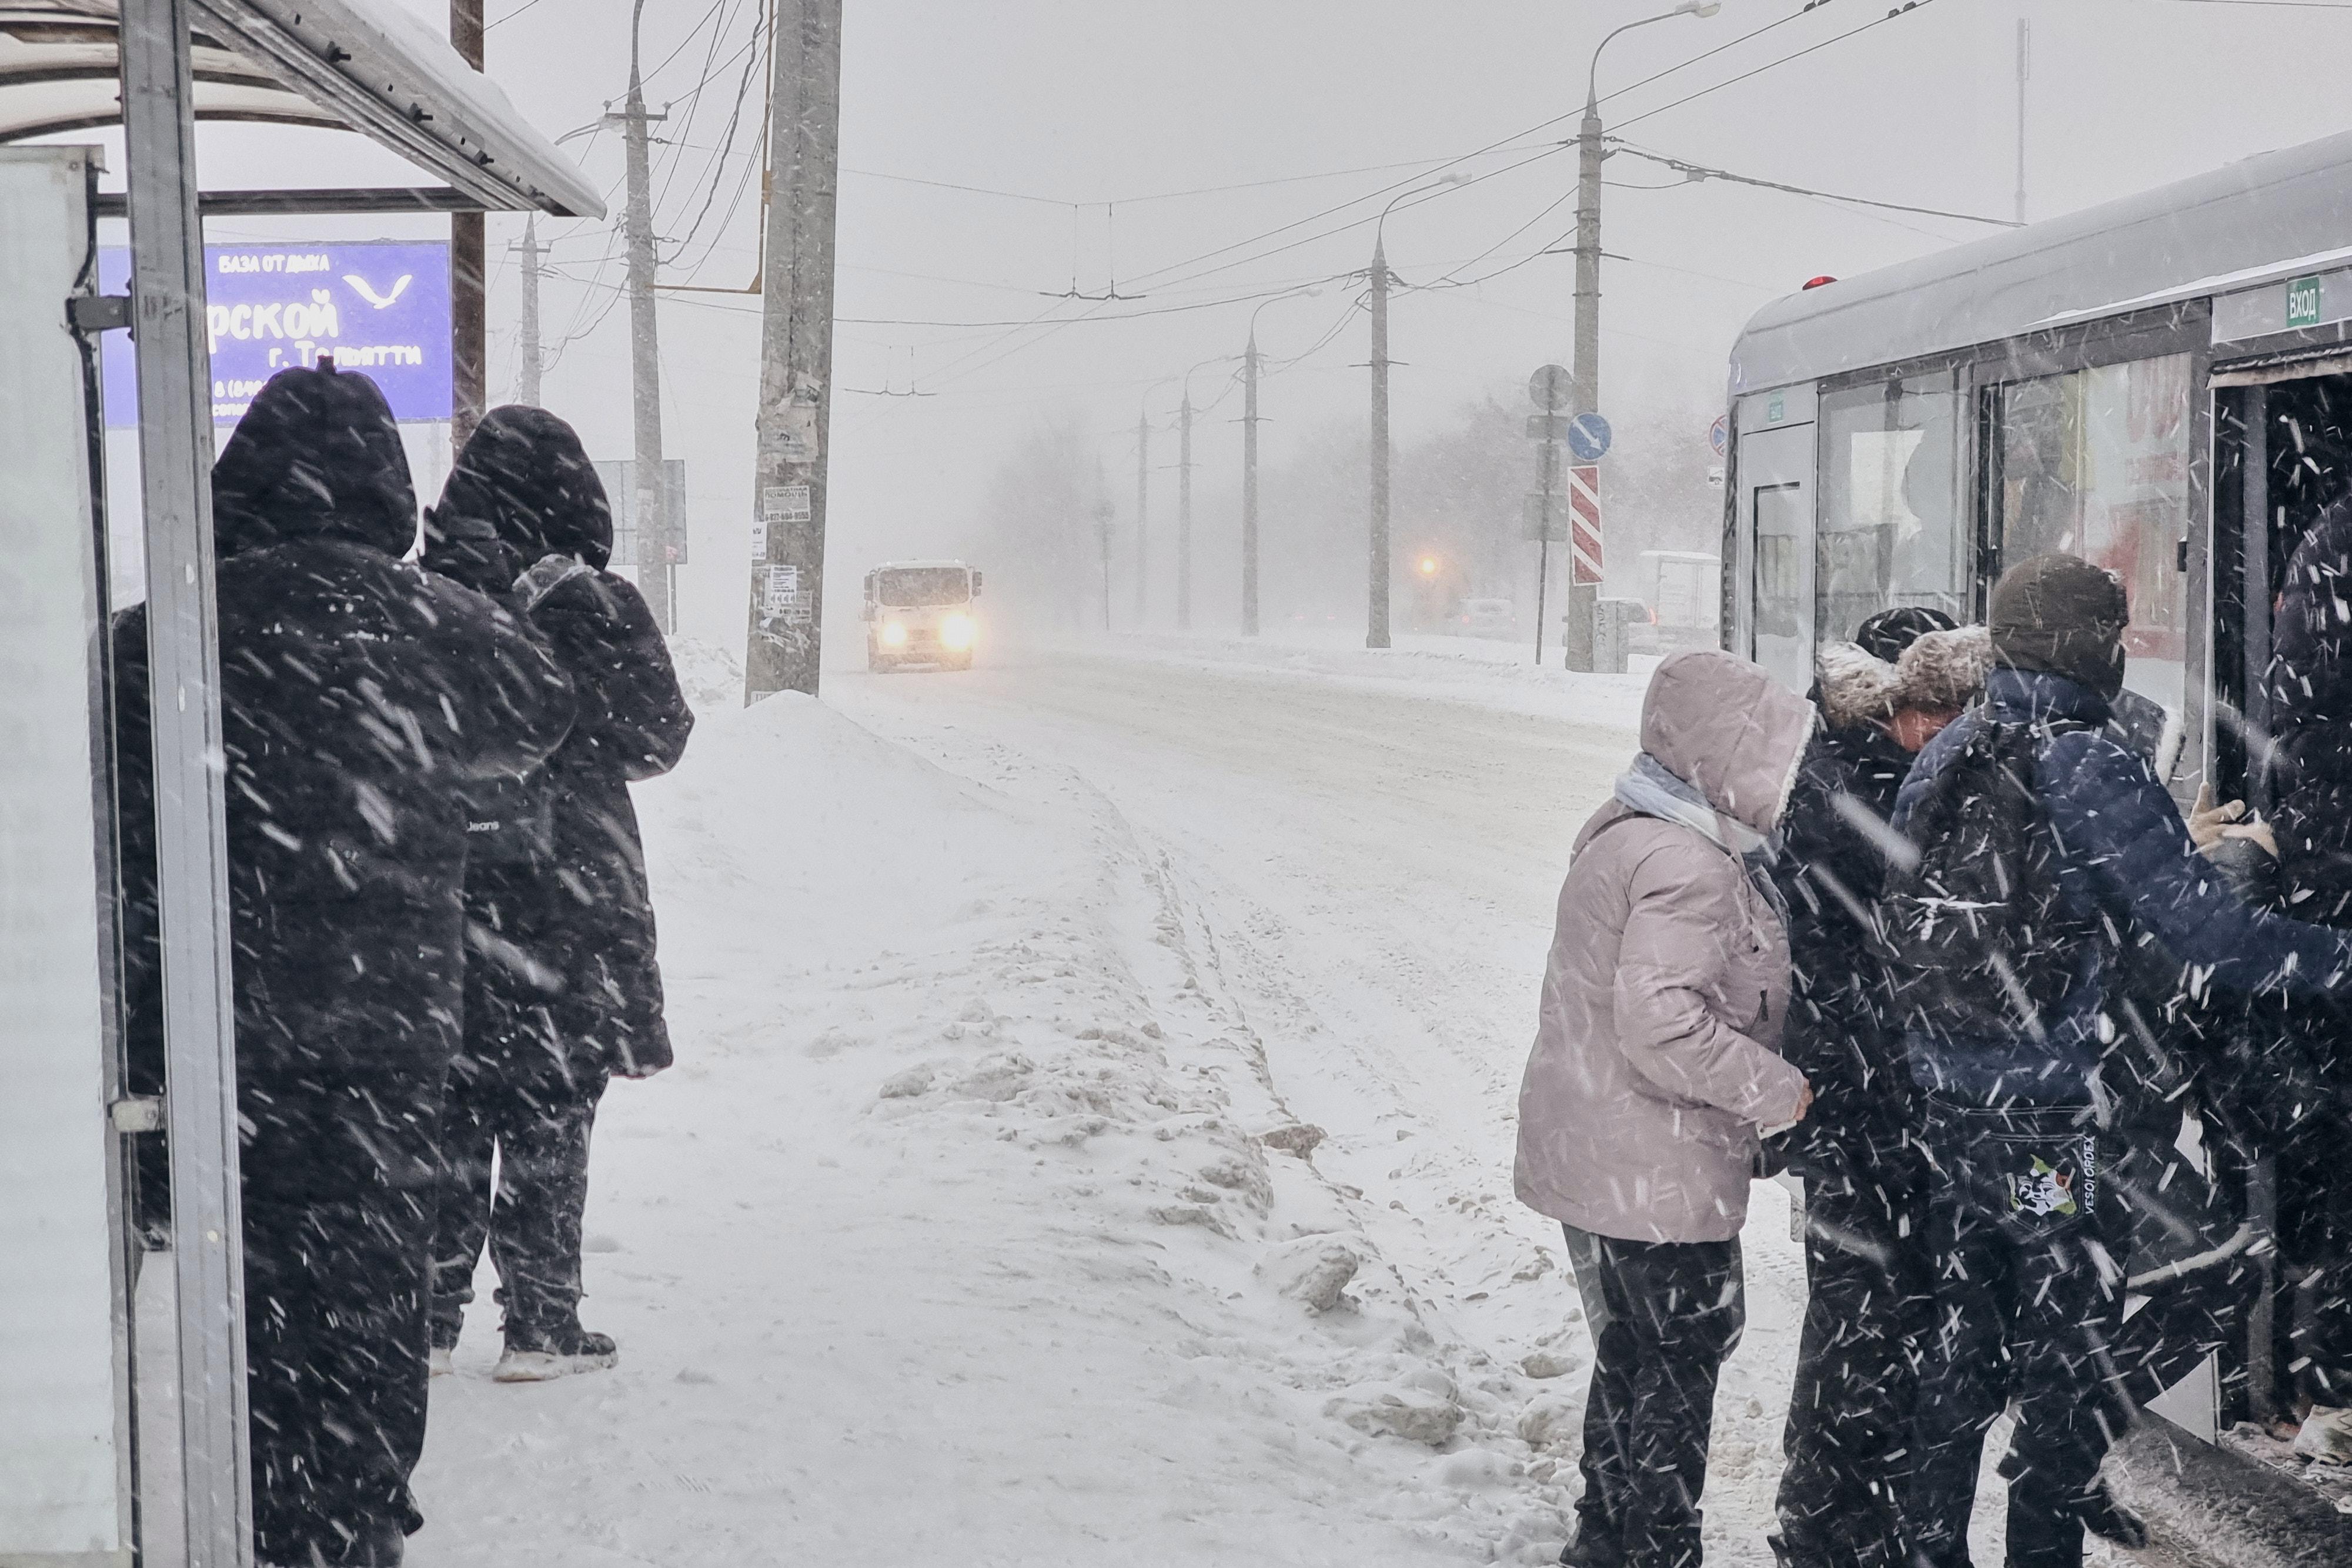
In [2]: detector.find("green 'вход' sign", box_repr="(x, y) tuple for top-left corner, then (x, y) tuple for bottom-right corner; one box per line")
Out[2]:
(2287, 274), (2324, 330)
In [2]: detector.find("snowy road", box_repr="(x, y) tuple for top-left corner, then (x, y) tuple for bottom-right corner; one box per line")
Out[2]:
(380, 633), (2090, 1567)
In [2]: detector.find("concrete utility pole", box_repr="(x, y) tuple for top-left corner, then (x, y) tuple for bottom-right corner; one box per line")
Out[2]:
(2014, 18), (2030, 225)
(1134, 411), (1150, 621)
(1177, 390), (1195, 631)
(1367, 237), (1392, 650)
(513, 214), (543, 407)
(620, 0), (674, 633)
(1241, 335), (1261, 636)
(1571, 1), (1718, 670)
(1097, 498), (1115, 631)
(452, 0), (485, 447)
(744, 0), (844, 701)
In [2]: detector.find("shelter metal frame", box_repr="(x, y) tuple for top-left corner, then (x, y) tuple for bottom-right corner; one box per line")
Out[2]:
(2, 4), (600, 1564)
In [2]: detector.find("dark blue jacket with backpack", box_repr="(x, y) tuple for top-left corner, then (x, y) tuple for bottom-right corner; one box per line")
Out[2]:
(1891, 667), (2352, 1108)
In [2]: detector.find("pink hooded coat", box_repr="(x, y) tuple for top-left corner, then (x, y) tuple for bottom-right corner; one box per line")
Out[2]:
(1514, 651), (1816, 1244)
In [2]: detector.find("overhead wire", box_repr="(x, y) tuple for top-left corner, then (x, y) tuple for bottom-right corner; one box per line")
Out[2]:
(1611, 0), (1947, 133)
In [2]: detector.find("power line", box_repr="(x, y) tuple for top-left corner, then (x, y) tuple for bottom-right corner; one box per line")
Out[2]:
(1593, 0), (1816, 109)
(1612, 0), (1947, 133)
(1611, 142), (2020, 226)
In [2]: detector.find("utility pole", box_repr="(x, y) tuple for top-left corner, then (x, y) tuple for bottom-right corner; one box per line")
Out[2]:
(1134, 411), (1150, 622)
(1178, 390), (1194, 631)
(1097, 498), (1115, 631)
(513, 214), (543, 407)
(452, 0), (485, 447)
(1242, 335), (1261, 636)
(744, 0), (844, 701)
(620, 0), (673, 633)
(1367, 238), (1392, 649)
(1565, 93), (1602, 672)
(2014, 17), (2030, 225)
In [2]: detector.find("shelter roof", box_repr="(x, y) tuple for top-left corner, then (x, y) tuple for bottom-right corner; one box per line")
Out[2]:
(0, 0), (600, 216)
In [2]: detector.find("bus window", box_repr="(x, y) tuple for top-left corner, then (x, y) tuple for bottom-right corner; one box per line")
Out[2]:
(1999, 354), (2193, 714)
(1817, 373), (1965, 643)
(1754, 483), (1812, 692)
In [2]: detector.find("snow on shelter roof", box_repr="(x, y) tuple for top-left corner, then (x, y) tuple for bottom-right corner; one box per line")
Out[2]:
(1729, 129), (2352, 394)
(0, 0), (602, 216)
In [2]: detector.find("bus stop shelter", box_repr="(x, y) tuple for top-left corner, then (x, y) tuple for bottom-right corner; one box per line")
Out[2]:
(0, 4), (599, 1564)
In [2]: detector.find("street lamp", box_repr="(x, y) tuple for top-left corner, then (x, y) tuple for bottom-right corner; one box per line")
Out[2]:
(1561, 0), (1718, 668)
(1240, 284), (1323, 637)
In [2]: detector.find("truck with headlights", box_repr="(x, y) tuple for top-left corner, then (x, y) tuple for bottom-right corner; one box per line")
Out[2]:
(863, 560), (983, 672)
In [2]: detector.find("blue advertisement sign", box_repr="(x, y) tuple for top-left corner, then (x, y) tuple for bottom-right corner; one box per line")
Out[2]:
(100, 240), (452, 427)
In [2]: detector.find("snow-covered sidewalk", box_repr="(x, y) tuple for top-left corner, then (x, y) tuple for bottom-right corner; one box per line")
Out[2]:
(407, 693), (1576, 1565)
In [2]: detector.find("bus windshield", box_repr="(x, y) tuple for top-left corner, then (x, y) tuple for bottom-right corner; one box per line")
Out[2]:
(874, 567), (970, 607)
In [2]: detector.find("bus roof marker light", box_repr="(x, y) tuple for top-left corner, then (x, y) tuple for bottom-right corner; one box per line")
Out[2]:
(1802, 275), (1839, 290)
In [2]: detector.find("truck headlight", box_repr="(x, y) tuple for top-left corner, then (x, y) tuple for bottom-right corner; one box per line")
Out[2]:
(881, 619), (908, 647)
(940, 613), (975, 651)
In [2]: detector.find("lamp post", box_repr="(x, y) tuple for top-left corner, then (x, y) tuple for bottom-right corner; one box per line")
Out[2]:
(1566, 0), (1717, 667)
(1362, 178), (1462, 649)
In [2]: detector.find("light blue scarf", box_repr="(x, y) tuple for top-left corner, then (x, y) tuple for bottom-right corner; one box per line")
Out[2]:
(1612, 751), (1787, 918)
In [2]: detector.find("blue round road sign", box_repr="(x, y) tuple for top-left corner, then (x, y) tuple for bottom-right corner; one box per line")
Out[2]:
(1567, 412), (1612, 462)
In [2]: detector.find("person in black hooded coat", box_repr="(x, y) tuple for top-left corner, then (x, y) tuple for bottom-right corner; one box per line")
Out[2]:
(2261, 495), (2352, 1425)
(114, 366), (576, 1566)
(419, 405), (693, 1380)
(1769, 607), (1976, 1568)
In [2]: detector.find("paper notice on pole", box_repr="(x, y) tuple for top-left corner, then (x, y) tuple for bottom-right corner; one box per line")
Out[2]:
(749, 519), (767, 556)
(761, 483), (811, 522)
(763, 563), (811, 624)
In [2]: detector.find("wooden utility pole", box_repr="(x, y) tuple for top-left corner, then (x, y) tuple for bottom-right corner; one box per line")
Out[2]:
(513, 214), (543, 407)
(1367, 238), (1392, 649)
(620, 0), (674, 632)
(452, 0), (485, 446)
(1177, 390), (1194, 631)
(1241, 335), (1261, 636)
(744, 0), (844, 701)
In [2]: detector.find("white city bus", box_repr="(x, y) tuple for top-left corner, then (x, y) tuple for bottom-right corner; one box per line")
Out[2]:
(1722, 128), (2352, 1538)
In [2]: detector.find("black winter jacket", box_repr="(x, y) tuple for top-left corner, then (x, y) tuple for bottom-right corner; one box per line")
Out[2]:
(2269, 497), (2352, 926)
(425, 406), (694, 1077)
(116, 366), (576, 1204)
(1775, 714), (1916, 1166)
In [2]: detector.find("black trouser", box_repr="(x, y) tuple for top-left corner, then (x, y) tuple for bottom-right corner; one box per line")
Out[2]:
(1909, 1100), (2127, 1568)
(1775, 1134), (1933, 1568)
(2273, 1092), (2352, 1406)
(246, 1191), (433, 1566)
(427, 1004), (609, 1344)
(1560, 1224), (1745, 1568)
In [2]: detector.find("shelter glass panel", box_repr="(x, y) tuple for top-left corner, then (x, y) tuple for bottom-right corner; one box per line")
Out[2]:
(1816, 372), (1966, 642)
(1998, 355), (2193, 714)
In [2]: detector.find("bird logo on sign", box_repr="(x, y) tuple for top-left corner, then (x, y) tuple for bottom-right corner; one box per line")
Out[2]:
(343, 273), (413, 309)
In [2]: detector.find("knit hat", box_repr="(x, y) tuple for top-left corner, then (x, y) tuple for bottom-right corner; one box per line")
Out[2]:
(1853, 605), (1957, 664)
(1989, 553), (2129, 700)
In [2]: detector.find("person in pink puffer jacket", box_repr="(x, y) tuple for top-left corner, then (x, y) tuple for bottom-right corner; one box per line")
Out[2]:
(1516, 649), (1816, 1568)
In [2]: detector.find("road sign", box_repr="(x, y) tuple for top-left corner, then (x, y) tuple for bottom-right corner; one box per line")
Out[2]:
(1523, 491), (1567, 541)
(1567, 412), (1612, 463)
(1526, 413), (1573, 443)
(1568, 464), (1602, 585)
(1528, 363), (1572, 412)
(1709, 413), (1729, 456)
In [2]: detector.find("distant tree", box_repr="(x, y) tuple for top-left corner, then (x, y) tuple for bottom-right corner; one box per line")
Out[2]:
(970, 414), (1100, 628)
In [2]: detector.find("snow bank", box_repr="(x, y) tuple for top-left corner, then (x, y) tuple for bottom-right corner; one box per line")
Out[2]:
(407, 693), (1583, 1564)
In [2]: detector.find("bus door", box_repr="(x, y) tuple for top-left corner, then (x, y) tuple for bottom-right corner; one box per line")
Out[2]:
(1734, 386), (1818, 693)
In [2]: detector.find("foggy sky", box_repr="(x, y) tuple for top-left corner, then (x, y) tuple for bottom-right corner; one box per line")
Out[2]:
(65, 0), (2352, 649)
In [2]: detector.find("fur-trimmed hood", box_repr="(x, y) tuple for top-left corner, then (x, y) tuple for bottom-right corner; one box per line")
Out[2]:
(1815, 626), (1993, 729)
